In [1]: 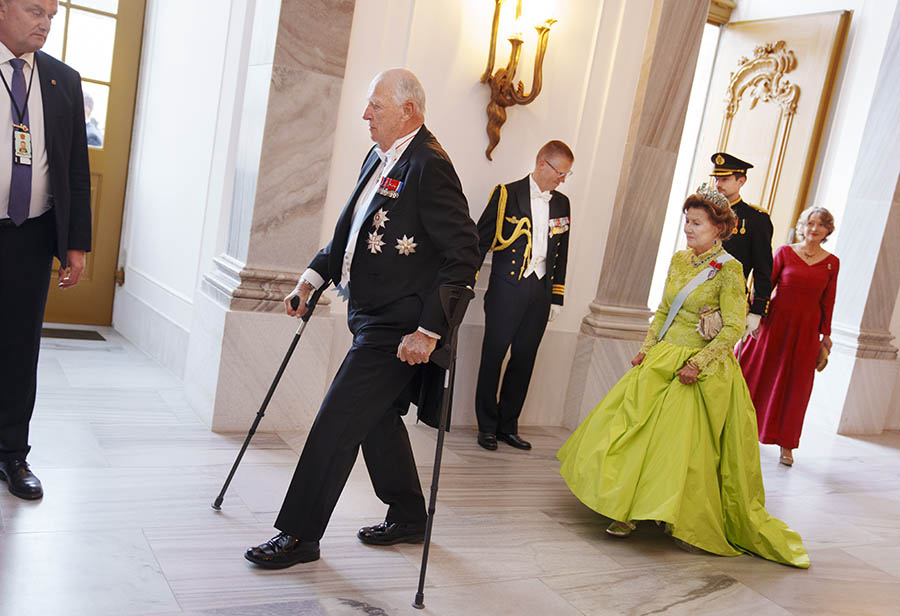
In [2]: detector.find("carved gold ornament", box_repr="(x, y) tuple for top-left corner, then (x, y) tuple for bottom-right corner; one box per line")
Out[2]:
(725, 41), (800, 118)
(718, 40), (801, 214)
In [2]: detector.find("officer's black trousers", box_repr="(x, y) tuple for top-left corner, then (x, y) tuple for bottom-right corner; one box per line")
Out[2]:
(475, 274), (550, 435)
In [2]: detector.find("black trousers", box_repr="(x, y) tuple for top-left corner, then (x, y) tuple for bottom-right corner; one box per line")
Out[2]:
(475, 274), (550, 435)
(275, 328), (427, 541)
(0, 212), (55, 460)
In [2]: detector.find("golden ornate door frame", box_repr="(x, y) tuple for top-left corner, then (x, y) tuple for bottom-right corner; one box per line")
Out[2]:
(718, 41), (800, 214)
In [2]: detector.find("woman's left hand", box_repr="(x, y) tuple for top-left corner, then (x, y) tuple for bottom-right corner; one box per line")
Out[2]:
(821, 335), (832, 352)
(678, 362), (700, 384)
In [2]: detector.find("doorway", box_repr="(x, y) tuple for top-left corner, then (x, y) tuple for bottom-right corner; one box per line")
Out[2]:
(42, 0), (146, 325)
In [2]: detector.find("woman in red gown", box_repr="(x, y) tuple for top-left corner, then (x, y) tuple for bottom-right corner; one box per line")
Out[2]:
(739, 207), (839, 466)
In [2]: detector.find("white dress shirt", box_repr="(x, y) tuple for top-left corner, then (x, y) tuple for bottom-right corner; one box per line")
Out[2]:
(523, 175), (550, 279)
(0, 42), (50, 220)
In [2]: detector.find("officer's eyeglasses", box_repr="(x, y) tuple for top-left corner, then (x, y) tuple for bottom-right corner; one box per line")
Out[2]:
(544, 159), (573, 179)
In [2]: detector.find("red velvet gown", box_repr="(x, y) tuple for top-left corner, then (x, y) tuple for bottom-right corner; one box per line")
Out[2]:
(739, 245), (839, 449)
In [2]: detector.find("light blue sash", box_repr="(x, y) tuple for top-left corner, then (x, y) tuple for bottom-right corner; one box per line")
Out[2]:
(657, 253), (735, 342)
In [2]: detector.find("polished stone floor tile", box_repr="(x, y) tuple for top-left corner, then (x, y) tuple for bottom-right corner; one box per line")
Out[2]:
(391, 509), (621, 586)
(27, 419), (110, 468)
(143, 521), (421, 612)
(356, 578), (585, 616)
(0, 528), (179, 615)
(0, 466), (258, 533)
(542, 561), (791, 616)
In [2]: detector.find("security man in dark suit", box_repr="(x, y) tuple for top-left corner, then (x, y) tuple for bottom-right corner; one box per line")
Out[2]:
(244, 69), (480, 569)
(473, 141), (573, 451)
(0, 0), (91, 500)
(711, 152), (773, 337)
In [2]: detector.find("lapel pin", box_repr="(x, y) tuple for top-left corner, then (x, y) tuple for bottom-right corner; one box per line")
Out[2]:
(51, 79), (57, 85)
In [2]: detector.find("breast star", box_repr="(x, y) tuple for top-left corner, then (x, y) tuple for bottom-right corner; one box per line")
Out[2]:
(367, 231), (386, 254)
(372, 208), (390, 230)
(395, 235), (417, 256)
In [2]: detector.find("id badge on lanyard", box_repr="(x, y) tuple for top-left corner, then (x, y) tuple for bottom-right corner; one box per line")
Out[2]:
(14, 127), (31, 165)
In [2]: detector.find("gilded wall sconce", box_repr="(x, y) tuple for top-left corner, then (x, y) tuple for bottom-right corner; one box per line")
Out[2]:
(480, 0), (556, 160)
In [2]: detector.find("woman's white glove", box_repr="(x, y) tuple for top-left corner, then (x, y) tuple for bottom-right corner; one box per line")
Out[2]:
(743, 313), (762, 341)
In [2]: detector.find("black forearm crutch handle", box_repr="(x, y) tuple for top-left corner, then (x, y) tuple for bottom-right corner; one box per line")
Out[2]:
(212, 281), (330, 510)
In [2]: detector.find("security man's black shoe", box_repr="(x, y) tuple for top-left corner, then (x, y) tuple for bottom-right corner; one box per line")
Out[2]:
(0, 458), (43, 500)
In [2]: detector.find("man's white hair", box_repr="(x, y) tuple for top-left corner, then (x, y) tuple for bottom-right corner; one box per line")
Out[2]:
(373, 68), (426, 117)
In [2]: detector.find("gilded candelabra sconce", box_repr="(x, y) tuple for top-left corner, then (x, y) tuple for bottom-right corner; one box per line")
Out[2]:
(480, 0), (556, 160)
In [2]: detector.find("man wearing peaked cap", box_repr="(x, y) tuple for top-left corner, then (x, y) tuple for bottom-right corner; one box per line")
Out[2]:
(711, 152), (773, 339)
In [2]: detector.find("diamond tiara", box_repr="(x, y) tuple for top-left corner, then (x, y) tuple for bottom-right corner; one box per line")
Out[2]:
(695, 182), (730, 209)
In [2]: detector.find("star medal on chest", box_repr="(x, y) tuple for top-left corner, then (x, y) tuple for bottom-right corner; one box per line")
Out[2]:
(377, 177), (403, 199)
(372, 208), (390, 230)
(395, 235), (417, 256)
(367, 231), (385, 254)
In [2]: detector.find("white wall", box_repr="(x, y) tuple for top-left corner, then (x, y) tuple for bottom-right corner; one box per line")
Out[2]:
(113, 0), (263, 375)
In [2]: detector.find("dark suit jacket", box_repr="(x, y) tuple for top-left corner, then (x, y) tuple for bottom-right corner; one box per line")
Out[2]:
(722, 198), (773, 316)
(36, 50), (92, 268)
(476, 176), (570, 305)
(308, 125), (480, 338)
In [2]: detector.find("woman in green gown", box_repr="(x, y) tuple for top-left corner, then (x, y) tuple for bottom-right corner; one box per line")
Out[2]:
(558, 186), (809, 568)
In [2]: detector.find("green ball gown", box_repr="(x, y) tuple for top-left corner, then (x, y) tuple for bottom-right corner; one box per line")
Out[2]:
(558, 247), (809, 568)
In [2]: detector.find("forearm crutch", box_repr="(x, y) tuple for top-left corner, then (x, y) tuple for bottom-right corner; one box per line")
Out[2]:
(413, 284), (475, 609)
(211, 282), (330, 511)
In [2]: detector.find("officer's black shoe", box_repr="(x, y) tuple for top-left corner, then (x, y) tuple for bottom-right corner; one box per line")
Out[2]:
(497, 433), (532, 450)
(477, 431), (498, 450)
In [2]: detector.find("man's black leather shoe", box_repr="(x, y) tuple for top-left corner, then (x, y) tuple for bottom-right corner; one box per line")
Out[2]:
(0, 458), (43, 500)
(244, 532), (319, 568)
(497, 433), (532, 450)
(477, 431), (498, 450)
(357, 521), (426, 546)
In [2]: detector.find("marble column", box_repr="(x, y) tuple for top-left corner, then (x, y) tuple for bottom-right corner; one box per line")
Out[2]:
(808, 8), (900, 435)
(563, 0), (708, 428)
(184, 0), (356, 431)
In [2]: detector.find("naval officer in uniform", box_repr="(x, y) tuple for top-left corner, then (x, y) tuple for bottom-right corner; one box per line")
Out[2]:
(473, 140), (573, 451)
(711, 152), (773, 337)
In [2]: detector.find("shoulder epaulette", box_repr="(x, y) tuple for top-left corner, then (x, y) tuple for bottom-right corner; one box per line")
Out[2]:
(746, 202), (769, 215)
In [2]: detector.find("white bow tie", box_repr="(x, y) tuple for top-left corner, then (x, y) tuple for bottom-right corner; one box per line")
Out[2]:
(531, 190), (551, 204)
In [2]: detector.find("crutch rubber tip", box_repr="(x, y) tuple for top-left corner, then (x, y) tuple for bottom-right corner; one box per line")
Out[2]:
(412, 599), (424, 609)
(211, 497), (223, 511)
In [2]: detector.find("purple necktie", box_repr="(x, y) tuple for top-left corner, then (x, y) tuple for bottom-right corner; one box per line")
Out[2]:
(8, 58), (31, 226)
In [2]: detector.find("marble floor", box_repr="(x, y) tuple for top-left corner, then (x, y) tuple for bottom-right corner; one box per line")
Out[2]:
(2, 328), (900, 615)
